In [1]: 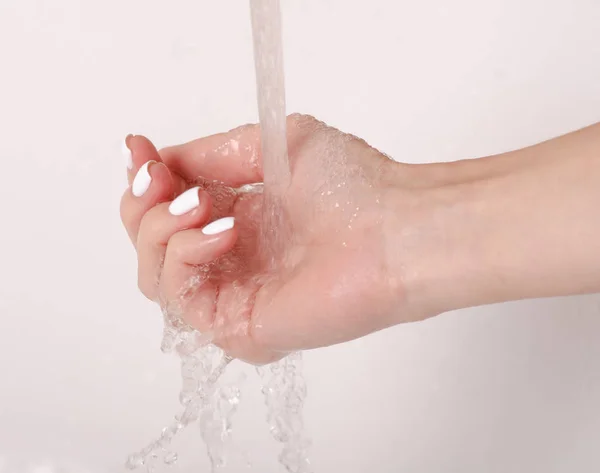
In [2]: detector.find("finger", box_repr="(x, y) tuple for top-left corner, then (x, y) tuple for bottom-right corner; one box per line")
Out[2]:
(124, 134), (159, 185)
(135, 187), (212, 300)
(123, 134), (187, 192)
(120, 161), (175, 245)
(160, 218), (238, 332)
(159, 125), (263, 187)
(158, 114), (323, 187)
(120, 134), (190, 246)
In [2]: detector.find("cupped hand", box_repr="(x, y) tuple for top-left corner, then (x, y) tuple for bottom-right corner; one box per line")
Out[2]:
(120, 114), (409, 364)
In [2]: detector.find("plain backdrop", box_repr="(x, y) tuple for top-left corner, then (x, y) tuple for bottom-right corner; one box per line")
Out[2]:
(1, 0), (600, 472)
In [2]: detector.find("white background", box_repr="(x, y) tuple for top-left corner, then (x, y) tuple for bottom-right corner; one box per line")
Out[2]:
(0, 0), (599, 472)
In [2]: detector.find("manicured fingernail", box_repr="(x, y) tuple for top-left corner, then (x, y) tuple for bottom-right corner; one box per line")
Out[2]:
(169, 187), (201, 216)
(202, 217), (235, 235)
(123, 135), (133, 169)
(132, 161), (155, 197)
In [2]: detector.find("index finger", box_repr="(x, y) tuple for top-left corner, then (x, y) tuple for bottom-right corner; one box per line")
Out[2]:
(159, 124), (263, 187)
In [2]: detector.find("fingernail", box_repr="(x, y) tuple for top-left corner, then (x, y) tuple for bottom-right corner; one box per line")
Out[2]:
(132, 161), (155, 197)
(202, 217), (235, 235)
(123, 135), (133, 169)
(169, 187), (201, 216)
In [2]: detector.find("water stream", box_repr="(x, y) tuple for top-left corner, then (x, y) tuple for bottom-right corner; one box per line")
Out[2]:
(126, 1), (312, 471)
(249, 0), (290, 191)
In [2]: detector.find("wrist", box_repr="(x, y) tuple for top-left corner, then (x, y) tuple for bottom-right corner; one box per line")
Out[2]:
(381, 164), (482, 320)
(383, 126), (600, 321)
(382, 150), (549, 320)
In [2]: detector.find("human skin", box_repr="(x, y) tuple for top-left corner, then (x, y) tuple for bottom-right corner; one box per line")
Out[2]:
(120, 115), (600, 364)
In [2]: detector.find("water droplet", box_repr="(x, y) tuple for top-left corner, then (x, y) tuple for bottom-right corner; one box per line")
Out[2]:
(125, 454), (144, 470)
(163, 452), (178, 466)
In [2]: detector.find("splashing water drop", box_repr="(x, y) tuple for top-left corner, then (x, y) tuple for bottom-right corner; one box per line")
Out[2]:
(258, 353), (313, 473)
(162, 453), (177, 466)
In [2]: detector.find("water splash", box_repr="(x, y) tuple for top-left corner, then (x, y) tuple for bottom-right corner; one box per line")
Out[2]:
(127, 274), (311, 472)
(258, 353), (312, 473)
(126, 296), (238, 472)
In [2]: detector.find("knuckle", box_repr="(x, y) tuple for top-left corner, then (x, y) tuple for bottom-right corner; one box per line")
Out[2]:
(165, 232), (188, 262)
(138, 204), (167, 240)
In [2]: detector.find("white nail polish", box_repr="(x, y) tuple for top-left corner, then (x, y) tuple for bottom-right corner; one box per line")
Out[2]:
(122, 138), (133, 169)
(132, 161), (154, 197)
(169, 187), (201, 216)
(202, 217), (235, 235)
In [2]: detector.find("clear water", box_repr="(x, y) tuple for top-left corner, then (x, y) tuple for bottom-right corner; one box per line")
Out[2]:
(126, 1), (312, 471)
(250, 0), (292, 269)
(249, 0), (290, 192)
(257, 354), (311, 473)
(126, 315), (237, 472)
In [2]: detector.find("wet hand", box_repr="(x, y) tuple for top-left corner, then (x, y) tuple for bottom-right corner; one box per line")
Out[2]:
(120, 115), (406, 364)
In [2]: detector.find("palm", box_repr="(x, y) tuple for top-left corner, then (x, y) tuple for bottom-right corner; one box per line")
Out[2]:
(166, 116), (399, 363)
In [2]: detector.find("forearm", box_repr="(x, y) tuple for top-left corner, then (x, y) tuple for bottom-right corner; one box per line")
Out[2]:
(386, 123), (600, 318)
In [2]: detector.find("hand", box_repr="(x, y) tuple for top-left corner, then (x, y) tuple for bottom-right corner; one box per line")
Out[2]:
(120, 115), (600, 364)
(120, 115), (409, 364)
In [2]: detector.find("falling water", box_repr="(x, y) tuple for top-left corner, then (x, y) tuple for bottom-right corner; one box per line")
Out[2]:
(250, 2), (312, 470)
(126, 1), (312, 472)
(249, 0), (290, 191)
(250, 0), (292, 268)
